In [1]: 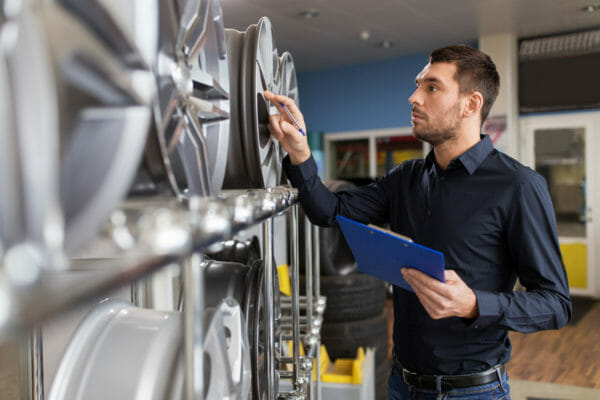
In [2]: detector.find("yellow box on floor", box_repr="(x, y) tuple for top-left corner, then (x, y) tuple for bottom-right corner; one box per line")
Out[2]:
(285, 342), (368, 384)
(317, 346), (366, 384)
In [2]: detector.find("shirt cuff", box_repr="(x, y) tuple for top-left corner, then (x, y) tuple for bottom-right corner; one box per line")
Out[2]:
(283, 154), (318, 188)
(469, 289), (501, 329)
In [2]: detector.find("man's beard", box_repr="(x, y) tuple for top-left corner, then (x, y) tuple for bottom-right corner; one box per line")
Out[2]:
(412, 101), (461, 146)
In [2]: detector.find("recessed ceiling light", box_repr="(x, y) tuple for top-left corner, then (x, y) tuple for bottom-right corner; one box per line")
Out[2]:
(299, 8), (319, 19)
(582, 4), (600, 12)
(359, 30), (371, 41)
(380, 40), (393, 49)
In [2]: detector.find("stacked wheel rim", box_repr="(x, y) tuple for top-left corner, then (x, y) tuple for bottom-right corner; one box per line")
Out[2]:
(224, 17), (284, 189)
(0, 1), (154, 256)
(276, 51), (299, 184)
(141, 0), (230, 198)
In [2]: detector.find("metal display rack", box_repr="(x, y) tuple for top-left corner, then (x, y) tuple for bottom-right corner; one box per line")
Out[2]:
(1, 187), (324, 400)
(1, 2), (319, 398)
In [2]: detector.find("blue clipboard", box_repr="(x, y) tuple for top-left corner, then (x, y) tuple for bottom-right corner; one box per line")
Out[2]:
(336, 216), (445, 292)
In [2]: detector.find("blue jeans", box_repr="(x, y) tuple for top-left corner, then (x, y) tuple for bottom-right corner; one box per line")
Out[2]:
(388, 367), (511, 400)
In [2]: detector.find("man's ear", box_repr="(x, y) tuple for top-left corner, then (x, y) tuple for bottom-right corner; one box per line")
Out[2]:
(463, 91), (484, 119)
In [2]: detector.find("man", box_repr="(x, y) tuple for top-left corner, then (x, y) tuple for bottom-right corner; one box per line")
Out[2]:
(265, 45), (571, 400)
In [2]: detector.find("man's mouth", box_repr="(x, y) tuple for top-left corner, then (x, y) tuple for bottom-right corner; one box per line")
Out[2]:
(411, 110), (425, 122)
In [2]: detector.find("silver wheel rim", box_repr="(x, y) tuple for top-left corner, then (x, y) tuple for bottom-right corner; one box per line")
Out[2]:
(0, 7), (61, 258)
(224, 17), (282, 189)
(203, 299), (252, 400)
(150, 0), (230, 198)
(245, 18), (281, 188)
(54, 2), (154, 253)
(49, 299), (182, 400)
(276, 51), (299, 185)
(1, 2), (152, 255)
(251, 259), (281, 400)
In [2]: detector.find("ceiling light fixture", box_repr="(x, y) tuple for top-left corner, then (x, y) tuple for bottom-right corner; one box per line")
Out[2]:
(359, 30), (371, 41)
(380, 40), (393, 49)
(299, 8), (319, 19)
(582, 4), (600, 12)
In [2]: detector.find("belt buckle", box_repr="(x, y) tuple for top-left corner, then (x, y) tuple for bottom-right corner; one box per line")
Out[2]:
(440, 378), (453, 391)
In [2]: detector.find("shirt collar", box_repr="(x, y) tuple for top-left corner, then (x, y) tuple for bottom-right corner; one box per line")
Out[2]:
(458, 135), (494, 174)
(424, 135), (494, 175)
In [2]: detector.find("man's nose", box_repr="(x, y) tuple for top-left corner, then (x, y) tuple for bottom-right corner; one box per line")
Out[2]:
(409, 89), (420, 106)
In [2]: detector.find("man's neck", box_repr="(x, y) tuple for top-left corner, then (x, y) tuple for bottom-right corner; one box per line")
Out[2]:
(432, 130), (481, 170)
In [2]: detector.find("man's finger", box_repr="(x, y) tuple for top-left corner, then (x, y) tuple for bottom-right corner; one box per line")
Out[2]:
(279, 120), (304, 139)
(402, 268), (447, 292)
(402, 268), (451, 305)
(264, 91), (305, 126)
(268, 115), (284, 139)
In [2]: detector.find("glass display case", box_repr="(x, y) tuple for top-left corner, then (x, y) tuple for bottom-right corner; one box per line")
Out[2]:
(324, 128), (426, 181)
(376, 135), (423, 177)
(328, 138), (369, 180)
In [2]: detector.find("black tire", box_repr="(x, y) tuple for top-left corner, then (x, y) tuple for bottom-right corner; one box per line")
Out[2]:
(204, 261), (249, 308)
(298, 180), (359, 276)
(319, 273), (386, 322)
(375, 359), (390, 400)
(321, 311), (389, 367)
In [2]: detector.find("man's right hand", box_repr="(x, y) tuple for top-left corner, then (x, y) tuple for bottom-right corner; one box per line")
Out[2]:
(264, 91), (311, 165)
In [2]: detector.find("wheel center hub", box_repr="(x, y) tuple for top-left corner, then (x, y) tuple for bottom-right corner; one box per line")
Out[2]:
(173, 60), (193, 100)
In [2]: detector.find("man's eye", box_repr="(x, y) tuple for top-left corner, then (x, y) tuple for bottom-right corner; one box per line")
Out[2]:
(428, 86), (438, 92)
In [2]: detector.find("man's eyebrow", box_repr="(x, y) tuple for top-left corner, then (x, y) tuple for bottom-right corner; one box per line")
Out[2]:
(416, 76), (442, 84)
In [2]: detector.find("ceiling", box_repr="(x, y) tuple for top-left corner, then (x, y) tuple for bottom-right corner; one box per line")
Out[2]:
(220, 0), (600, 72)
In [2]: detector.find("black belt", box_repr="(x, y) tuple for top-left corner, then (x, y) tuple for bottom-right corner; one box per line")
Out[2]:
(392, 357), (505, 391)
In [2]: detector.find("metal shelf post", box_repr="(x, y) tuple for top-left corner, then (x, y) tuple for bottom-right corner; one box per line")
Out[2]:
(263, 216), (276, 400)
(290, 205), (301, 390)
(312, 224), (322, 400)
(183, 252), (205, 400)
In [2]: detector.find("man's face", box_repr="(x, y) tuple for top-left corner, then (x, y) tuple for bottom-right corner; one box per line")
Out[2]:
(409, 62), (464, 146)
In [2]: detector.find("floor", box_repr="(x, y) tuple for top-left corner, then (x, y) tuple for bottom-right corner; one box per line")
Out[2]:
(0, 341), (21, 399)
(507, 297), (600, 388)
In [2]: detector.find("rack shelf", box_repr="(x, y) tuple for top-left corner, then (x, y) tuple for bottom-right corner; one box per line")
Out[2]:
(0, 187), (298, 338)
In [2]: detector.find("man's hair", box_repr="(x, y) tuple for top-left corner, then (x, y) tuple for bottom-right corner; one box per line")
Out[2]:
(429, 45), (500, 125)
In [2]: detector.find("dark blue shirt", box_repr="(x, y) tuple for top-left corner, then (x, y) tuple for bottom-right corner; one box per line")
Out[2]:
(284, 135), (571, 375)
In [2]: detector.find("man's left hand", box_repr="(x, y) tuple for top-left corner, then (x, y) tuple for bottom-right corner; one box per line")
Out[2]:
(401, 268), (478, 319)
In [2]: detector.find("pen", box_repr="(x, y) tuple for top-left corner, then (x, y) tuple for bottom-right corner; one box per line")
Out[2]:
(279, 102), (306, 136)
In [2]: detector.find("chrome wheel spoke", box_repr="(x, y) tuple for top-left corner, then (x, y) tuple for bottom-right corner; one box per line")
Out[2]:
(158, 0), (180, 59)
(58, 0), (147, 69)
(181, 107), (212, 196)
(175, 0), (202, 51)
(164, 113), (186, 156)
(179, 0), (207, 58)
(189, 66), (229, 123)
(156, 75), (180, 129)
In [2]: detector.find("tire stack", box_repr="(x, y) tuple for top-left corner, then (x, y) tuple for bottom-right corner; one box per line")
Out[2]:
(304, 180), (390, 400)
